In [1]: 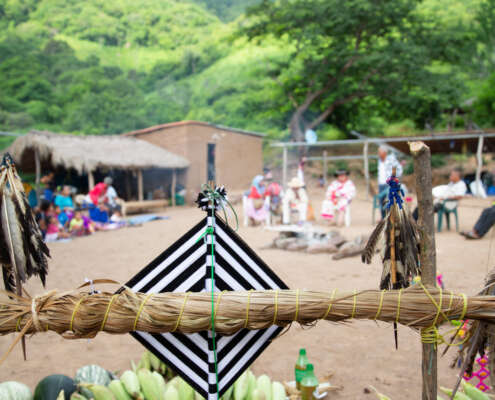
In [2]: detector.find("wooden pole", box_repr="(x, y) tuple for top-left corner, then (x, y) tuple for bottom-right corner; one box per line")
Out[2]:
(282, 146), (288, 190)
(363, 141), (370, 200)
(475, 135), (484, 197)
(171, 169), (177, 207)
(410, 141), (437, 400)
(88, 170), (95, 191)
(322, 150), (328, 187)
(34, 148), (41, 204)
(137, 169), (144, 201)
(125, 172), (131, 200)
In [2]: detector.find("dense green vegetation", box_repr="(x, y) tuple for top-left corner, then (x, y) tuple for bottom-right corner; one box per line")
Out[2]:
(0, 0), (494, 140)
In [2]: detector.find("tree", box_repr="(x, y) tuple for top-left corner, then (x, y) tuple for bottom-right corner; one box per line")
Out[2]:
(241, 0), (471, 141)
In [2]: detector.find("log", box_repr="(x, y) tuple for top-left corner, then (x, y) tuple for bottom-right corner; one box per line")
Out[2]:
(410, 141), (437, 400)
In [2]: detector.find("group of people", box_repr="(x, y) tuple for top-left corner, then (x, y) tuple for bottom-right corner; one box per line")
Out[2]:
(34, 175), (125, 242)
(244, 161), (357, 227)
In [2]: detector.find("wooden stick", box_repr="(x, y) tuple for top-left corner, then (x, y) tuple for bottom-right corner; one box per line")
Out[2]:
(410, 141), (437, 400)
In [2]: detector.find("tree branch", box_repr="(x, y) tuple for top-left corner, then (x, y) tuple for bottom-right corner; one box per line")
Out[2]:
(307, 68), (378, 130)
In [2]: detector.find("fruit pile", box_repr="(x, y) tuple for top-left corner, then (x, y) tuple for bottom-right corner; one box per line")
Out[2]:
(0, 351), (288, 400)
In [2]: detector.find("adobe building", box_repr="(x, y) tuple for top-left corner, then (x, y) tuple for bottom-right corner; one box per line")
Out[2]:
(124, 121), (264, 202)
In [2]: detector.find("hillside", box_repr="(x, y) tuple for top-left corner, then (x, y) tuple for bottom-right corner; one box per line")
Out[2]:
(0, 0), (492, 139)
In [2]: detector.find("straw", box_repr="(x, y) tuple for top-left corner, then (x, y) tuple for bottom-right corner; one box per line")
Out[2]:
(0, 285), (491, 340)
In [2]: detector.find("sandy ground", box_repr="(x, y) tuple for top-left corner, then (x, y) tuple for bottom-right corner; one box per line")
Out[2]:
(1, 189), (495, 399)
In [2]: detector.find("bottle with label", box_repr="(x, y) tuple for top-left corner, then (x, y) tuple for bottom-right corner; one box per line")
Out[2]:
(300, 364), (318, 400)
(295, 348), (309, 389)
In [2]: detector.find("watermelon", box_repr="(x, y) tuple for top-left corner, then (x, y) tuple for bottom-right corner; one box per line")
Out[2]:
(34, 375), (76, 400)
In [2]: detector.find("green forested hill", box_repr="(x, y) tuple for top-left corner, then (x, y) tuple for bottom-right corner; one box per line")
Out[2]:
(0, 0), (493, 139)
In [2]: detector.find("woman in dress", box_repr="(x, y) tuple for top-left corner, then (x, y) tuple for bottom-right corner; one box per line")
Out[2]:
(321, 170), (356, 226)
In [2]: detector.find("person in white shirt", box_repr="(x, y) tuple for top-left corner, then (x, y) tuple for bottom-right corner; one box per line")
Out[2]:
(282, 177), (308, 224)
(377, 145), (403, 218)
(103, 176), (120, 212)
(412, 168), (467, 220)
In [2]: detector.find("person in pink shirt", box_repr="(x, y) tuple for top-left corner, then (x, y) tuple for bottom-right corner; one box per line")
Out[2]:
(45, 216), (70, 242)
(88, 182), (108, 205)
(321, 170), (356, 226)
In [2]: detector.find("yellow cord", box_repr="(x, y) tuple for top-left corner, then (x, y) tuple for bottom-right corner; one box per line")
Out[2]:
(322, 289), (337, 320)
(272, 290), (279, 325)
(294, 289), (300, 322)
(351, 289), (357, 319)
(447, 290), (454, 314)
(396, 289), (403, 324)
(101, 294), (118, 332)
(460, 293), (468, 321)
(16, 316), (22, 332)
(70, 294), (88, 332)
(417, 283), (470, 348)
(244, 290), (253, 329)
(375, 290), (386, 320)
(133, 293), (153, 331)
(172, 292), (191, 333)
(213, 291), (226, 322)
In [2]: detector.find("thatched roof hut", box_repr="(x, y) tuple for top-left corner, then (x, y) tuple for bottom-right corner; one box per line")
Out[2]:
(5, 130), (190, 202)
(7, 130), (189, 173)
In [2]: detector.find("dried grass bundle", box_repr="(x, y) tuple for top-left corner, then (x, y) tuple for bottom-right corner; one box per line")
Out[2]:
(0, 285), (492, 340)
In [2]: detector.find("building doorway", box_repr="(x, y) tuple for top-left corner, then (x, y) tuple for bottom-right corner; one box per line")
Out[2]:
(207, 143), (216, 182)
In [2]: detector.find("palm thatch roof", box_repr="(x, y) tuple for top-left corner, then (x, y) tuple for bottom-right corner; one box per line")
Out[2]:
(5, 130), (189, 173)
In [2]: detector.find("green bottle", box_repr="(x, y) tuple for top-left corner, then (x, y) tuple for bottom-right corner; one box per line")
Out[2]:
(300, 364), (319, 400)
(295, 348), (309, 390)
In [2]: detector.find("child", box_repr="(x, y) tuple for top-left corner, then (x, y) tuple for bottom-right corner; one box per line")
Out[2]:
(45, 216), (70, 242)
(69, 210), (88, 236)
(321, 170), (356, 226)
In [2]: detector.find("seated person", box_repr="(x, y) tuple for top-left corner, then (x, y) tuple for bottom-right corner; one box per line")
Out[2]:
(282, 177), (308, 225)
(245, 175), (268, 225)
(86, 181), (108, 206)
(413, 168), (467, 220)
(45, 216), (70, 242)
(69, 210), (91, 236)
(321, 170), (356, 226)
(54, 185), (74, 212)
(461, 202), (495, 239)
(89, 201), (110, 229)
(265, 179), (283, 217)
(104, 177), (121, 213)
(55, 205), (70, 228)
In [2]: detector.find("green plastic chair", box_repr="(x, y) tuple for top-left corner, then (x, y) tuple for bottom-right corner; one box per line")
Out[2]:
(437, 200), (459, 232)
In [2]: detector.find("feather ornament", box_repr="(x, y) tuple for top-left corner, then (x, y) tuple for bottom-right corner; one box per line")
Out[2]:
(0, 153), (49, 293)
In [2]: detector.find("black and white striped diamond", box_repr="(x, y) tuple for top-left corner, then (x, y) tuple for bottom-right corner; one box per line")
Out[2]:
(124, 214), (288, 400)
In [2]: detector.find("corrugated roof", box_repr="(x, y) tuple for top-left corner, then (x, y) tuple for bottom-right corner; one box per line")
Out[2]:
(123, 120), (265, 138)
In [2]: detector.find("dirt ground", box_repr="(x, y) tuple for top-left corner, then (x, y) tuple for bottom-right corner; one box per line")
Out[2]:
(1, 188), (494, 399)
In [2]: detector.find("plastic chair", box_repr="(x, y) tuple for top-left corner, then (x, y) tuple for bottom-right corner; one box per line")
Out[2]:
(437, 200), (459, 232)
(344, 205), (351, 227)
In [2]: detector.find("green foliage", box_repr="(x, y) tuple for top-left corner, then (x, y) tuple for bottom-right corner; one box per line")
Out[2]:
(383, 120), (416, 137)
(0, 0), (493, 140)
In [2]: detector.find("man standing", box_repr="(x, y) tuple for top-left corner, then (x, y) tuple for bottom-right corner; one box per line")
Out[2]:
(377, 145), (403, 218)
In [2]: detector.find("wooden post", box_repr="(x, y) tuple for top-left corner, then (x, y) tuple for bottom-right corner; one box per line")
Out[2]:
(282, 146), (288, 190)
(34, 148), (41, 204)
(410, 141), (437, 400)
(475, 135), (484, 197)
(363, 141), (370, 200)
(323, 150), (328, 187)
(137, 169), (144, 201)
(88, 170), (95, 191)
(171, 169), (177, 207)
(125, 171), (132, 200)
